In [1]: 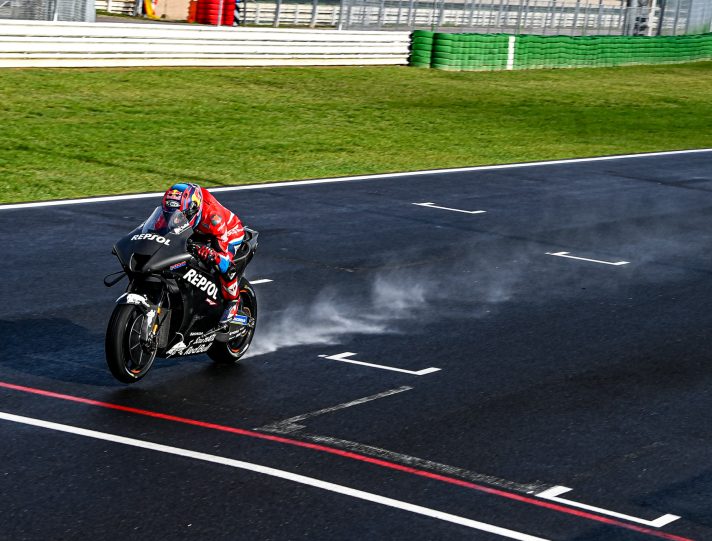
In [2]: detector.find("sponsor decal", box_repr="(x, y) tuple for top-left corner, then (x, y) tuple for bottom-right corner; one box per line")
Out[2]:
(131, 233), (171, 246)
(170, 261), (188, 271)
(172, 222), (192, 235)
(118, 293), (150, 308)
(182, 268), (219, 300)
(166, 341), (187, 356)
(177, 334), (216, 356)
(179, 343), (211, 355)
(225, 282), (238, 296)
(166, 200), (180, 208)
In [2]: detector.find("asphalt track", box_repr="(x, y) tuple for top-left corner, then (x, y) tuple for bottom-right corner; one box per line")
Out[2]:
(2, 150), (712, 541)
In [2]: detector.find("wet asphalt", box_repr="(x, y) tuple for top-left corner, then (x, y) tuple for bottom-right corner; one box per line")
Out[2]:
(1, 151), (712, 540)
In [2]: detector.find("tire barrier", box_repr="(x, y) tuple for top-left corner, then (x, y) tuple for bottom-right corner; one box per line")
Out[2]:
(194, 0), (236, 26)
(409, 31), (712, 71)
(409, 29), (434, 68)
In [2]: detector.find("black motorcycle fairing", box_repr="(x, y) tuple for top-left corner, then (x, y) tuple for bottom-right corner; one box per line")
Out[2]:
(171, 262), (224, 338)
(113, 207), (195, 274)
(121, 265), (222, 356)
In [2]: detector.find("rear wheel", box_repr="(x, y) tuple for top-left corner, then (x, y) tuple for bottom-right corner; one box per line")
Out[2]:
(208, 280), (257, 364)
(105, 304), (157, 383)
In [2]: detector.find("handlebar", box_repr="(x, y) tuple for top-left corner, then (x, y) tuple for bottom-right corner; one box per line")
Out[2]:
(186, 228), (258, 266)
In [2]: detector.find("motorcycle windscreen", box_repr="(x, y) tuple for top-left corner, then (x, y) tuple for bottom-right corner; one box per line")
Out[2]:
(114, 208), (192, 272)
(142, 207), (191, 236)
(139, 208), (194, 272)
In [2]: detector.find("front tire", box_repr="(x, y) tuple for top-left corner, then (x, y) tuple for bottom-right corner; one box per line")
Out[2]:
(105, 304), (157, 383)
(208, 280), (257, 364)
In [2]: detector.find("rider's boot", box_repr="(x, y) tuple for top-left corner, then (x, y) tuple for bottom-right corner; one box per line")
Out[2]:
(219, 299), (249, 327)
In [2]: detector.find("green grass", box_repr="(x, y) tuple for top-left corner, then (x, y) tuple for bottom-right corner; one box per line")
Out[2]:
(2, 63), (712, 203)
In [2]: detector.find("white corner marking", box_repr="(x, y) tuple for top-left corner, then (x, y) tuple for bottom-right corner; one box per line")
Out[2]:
(546, 252), (629, 266)
(413, 202), (486, 215)
(319, 352), (441, 376)
(536, 486), (680, 528)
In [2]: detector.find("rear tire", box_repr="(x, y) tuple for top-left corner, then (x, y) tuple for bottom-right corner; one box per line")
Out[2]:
(105, 304), (157, 383)
(208, 279), (257, 364)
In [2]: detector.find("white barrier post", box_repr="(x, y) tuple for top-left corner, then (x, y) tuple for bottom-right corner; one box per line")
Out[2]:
(274, 0), (282, 26)
(338, 0), (345, 30)
(507, 35), (516, 70)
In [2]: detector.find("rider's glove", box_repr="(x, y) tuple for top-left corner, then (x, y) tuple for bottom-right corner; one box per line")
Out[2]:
(197, 245), (217, 265)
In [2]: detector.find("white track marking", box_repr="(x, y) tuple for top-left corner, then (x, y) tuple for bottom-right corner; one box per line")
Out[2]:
(413, 202), (486, 214)
(319, 352), (441, 376)
(536, 486), (679, 528)
(545, 252), (630, 266)
(0, 412), (548, 541)
(2, 148), (711, 211)
(255, 385), (413, 434)
(250, 279), (273, 284)
(302, 432), (549, 495)
(258, 386), (413, 434)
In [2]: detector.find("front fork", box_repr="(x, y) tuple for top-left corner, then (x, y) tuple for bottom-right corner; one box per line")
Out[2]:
(116, 292), (164, 347)
(140, 307), (161, 347)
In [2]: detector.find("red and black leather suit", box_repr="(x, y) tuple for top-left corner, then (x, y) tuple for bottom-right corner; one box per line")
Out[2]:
(192, 188), (245, 301)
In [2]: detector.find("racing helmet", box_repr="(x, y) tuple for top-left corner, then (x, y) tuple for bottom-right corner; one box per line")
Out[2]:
(162, 183), (203, 229)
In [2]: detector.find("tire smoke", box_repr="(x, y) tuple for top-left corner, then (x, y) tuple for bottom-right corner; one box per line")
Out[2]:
(247, 274), (429, 357)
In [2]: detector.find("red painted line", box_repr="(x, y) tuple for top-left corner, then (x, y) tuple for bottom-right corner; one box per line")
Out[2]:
(0, 380), (693, 541)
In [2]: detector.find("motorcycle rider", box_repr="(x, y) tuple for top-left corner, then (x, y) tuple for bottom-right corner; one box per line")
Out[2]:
(161, 182), (246, 325)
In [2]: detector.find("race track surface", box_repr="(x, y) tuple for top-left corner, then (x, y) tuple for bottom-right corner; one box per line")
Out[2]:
(2, 151), (712, 541)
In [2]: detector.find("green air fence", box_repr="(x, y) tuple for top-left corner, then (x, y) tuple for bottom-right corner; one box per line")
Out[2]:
(409, 32), (712, 71)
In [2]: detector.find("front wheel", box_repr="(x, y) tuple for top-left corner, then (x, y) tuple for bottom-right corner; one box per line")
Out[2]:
(105, 304), (158, 383)
(208, 279), (257, 364)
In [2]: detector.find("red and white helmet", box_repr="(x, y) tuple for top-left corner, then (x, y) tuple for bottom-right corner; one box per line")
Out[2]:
(162, 183), (203, 229)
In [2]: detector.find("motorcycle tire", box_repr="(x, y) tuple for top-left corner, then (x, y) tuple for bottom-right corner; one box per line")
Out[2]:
(208, 279), (257, 364)
(105, 304), (158, 383)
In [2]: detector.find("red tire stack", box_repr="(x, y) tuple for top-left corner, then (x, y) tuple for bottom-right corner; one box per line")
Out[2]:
(194, 0), (236, 26)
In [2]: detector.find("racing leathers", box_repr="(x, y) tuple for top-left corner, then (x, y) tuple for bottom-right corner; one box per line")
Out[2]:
(192, 188), (245, 306)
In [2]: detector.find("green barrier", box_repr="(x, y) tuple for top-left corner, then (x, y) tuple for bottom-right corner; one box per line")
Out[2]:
(410, 31), (712, 71)
(408, 30), (435, 67)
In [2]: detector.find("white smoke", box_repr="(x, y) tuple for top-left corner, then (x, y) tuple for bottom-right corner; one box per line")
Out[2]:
(247, 288), (387, 356)
(247, 264), (518, 357)
(247, 275), (423, 357)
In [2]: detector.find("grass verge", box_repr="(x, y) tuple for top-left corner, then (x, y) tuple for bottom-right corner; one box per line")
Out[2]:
(1, 63), (712, 204)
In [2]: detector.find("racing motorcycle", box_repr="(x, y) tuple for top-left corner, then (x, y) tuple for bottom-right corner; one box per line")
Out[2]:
(104, 207), (258, 383)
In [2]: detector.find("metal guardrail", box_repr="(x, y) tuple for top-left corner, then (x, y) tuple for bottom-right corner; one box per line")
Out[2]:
(1, 0), (96, 22)
(0, 19), (410, 67)
(87, 0), (712, 35)
(340, 0), (708, 34)
(5, 0), (703, 35)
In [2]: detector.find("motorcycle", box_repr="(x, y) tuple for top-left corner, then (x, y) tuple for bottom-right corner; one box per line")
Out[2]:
(104, 207), (258, 383)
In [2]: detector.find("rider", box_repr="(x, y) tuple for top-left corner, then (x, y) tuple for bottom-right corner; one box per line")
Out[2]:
(161, 182), (246, 325)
